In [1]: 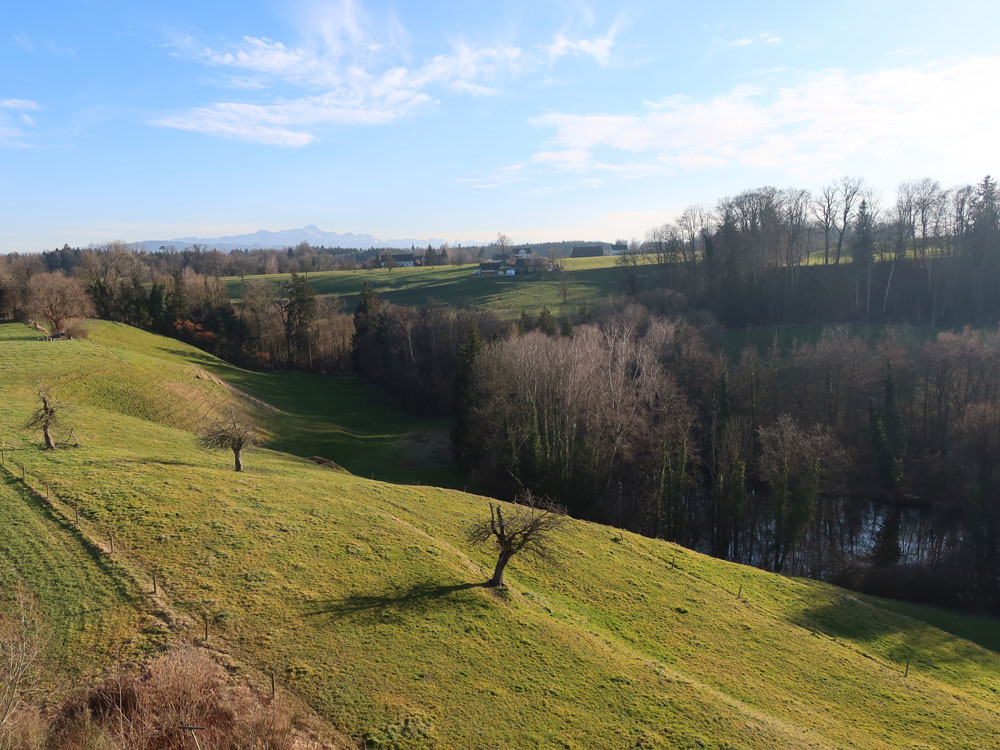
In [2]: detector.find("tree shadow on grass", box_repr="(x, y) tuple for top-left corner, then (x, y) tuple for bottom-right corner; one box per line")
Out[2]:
(304, 581), (484, 619)
(790, 598), (1000, 670)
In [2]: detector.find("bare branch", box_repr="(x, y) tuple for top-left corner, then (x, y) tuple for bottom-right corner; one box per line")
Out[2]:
(467, 492), (566, 587)
(196, 415), (258, 472)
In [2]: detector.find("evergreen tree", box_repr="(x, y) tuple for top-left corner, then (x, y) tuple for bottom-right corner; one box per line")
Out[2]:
(353, 281), (380, 335)
(869, 363), (906, 566)
(852, 199), (876, 265)
(281, 273), (317, 367)
(452, 326), (484, 467)
(536, 306), (557, 336)
(165, 267), (186, 323)
(351, 281), (383, 370)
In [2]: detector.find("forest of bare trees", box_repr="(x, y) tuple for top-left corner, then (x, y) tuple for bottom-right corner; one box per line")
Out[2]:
(455, 308), (1000, 609)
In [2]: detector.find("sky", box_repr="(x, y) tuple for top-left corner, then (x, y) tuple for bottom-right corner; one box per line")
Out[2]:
(3, 0), (1000, 251)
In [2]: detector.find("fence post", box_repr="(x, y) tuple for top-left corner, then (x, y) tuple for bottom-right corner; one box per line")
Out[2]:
(109, 535), (115, 554)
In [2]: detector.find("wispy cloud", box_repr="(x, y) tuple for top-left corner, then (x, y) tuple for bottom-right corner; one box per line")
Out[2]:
(0, 98), (40, 147)
(730, 32), (781, 47)
(516, 57), (1000, 182)
(153, 1), (620, 146)
(11, 32), (74, 56)
(12, 32), (34, 51)
(546, 19), (622, 67)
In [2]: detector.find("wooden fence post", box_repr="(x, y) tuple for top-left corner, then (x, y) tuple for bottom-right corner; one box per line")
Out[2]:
(109, 535), (115, 554)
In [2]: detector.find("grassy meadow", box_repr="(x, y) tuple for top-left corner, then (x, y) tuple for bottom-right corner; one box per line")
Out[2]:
(2, 320), (1000, 748)
(222, 256), (632, 318)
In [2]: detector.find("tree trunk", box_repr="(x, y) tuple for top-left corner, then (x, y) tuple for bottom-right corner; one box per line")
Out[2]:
(233, 448), (243, 472)
(42, 425), (55, 450)
(883, 262), (896, 316)
(488, 550), (512, 588)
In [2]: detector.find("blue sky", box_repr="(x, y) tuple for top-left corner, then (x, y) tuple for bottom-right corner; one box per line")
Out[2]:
(3, 0), (1000, 251)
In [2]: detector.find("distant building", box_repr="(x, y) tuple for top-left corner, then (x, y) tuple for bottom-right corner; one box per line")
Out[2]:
(380, 253), (416, 268)
(571, 245), (605, 258)
(479, 261), (502, 276)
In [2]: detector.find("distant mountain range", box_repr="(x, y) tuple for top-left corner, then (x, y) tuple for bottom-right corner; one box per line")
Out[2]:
(131, 225), (484, 252)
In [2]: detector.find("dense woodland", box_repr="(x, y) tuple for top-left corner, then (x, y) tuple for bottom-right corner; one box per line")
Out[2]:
(3, 174), (1000, 610)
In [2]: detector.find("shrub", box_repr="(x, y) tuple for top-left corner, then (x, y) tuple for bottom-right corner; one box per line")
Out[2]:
(47, 646), (307, 750)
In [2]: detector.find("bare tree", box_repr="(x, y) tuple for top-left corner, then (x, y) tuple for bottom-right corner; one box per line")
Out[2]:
(782, 188), (811, 267)
(494, 233), (512, 264)
(197, 415), (257, 472)
(0, 587), (44, 747)
(677, 205), (708, 267)
(467, 494), (565, 587)
(833, 177), (865, 265)
(912, 178), (944, 260)
(23, 272), (93, 335)
(24, 385), (63, 450)
(812, 185), (838, 265)
(558, 275), (572, 305)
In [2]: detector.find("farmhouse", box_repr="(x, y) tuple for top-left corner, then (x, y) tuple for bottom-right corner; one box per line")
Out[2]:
(571, 245), (605, 258)
(380, 253), (416, 268)
(478, 261), (503, 276)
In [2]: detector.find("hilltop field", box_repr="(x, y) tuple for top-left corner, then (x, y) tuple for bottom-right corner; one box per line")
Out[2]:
(222, 256), (629, 317)
(2, 320), (1000, 748)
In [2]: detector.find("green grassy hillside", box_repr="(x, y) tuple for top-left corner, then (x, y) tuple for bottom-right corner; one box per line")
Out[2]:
(2, 321), (999, 748)
(223, 256), (632, 317)
(0, 323), (456, 487)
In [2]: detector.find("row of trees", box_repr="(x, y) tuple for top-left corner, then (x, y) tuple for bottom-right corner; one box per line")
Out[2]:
(17, 240), (490, 281)
(639, 176), (998, 270)
(626, 175), (1000, 326)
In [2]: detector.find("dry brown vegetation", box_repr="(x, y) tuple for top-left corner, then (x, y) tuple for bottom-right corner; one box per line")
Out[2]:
(1, 645), (324, 750)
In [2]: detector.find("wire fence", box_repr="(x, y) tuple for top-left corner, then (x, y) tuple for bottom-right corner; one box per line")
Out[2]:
(0, 451), (287, 698)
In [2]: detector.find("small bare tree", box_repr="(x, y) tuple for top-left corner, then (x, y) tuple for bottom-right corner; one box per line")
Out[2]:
(0, 587), (45, 746)
(468, 494), (565, 588)
(197, 415), (257, 472)
(24, 385), (63, 450)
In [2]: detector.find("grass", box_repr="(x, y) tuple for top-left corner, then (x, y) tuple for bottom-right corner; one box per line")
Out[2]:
(3, 322), (459, 488)
(223, 256), (630, 318)
(2, 320), (1000, 748)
